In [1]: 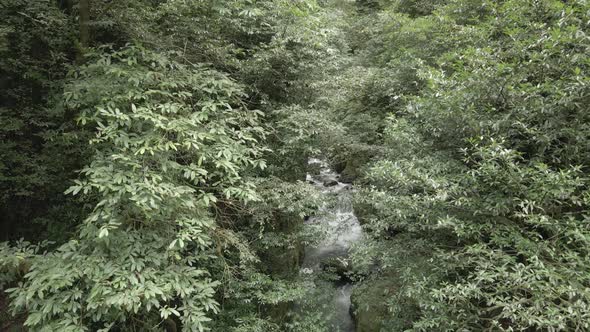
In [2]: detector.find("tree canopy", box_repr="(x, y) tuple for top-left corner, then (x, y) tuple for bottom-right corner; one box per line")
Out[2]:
(1, 0), (589, 331)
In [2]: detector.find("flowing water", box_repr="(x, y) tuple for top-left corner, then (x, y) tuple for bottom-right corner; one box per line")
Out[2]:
(301, 158), (363, 332)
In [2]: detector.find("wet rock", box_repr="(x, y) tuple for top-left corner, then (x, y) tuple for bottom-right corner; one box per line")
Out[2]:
(304, 214), (316, 222)
(316, 172), (337, 183)
(323, 180), (339, 187)
(320, 257), (352, 280)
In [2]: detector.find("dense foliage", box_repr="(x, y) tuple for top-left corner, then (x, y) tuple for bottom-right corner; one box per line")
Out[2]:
(343, 0), (590, 331)
(2, 0), (589, 331)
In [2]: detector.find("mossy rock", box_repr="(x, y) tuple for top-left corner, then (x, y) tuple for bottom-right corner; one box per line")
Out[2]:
(350, 272), (420, 332)
(333, 160), (347, 174)
(1, 293), (25, 332)
(320, 257), (352, 280)
(350, 278), (391, 332)
(262, 301), (294, 324)
(339, 163), (360, 183)
(307, 162), (322, 176)
(258, 211), (305, 278)
(260, 242), (304, 278)
(352, 200), (376, 225)
(333, 148), (372, 183)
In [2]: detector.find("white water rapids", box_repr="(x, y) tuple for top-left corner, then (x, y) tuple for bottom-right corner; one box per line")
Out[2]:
(301, 158), (363, 332)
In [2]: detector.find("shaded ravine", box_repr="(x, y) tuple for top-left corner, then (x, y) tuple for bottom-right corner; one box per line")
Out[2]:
(301, 158), (363, 331)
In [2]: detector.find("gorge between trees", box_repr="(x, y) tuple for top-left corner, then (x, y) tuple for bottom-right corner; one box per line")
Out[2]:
(1, 0), (590, 331)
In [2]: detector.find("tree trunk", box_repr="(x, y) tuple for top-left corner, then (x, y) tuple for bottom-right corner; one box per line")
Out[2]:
(77, 0), (90, 63)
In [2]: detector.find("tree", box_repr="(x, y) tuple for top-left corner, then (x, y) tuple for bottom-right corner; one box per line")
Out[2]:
(7, 45), (267, 331)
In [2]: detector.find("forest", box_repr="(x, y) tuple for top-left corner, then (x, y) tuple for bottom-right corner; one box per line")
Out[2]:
(1, 0), (589, 331)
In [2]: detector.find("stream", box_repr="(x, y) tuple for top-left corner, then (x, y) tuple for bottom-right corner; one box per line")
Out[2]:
(301, 158), (363, 332)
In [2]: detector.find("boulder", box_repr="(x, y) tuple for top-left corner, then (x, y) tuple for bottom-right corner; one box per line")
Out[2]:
(323, 180), (339, 187)
(350, 272), (420, 332)
(320, 257), (352, 281)
(332, 148), (373, 183)
(352, 201), (376, 225)
(258, 212), (304, 278)
(339, 163), (360, 183)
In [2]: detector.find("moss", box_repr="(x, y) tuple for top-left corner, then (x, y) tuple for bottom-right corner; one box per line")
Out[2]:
(256, 211), (305, 324)
(258, 212), (304, 278)
(333, 148), (373, 183)
(0, 293), (25, 332)
(307, 162), (322, 176)
(352, 200), (376, 225)
(261, 242), (304, 278)
(262, 301), (294, 324)
(350, 272), (420, 332)
(350, 277), (391, 332)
